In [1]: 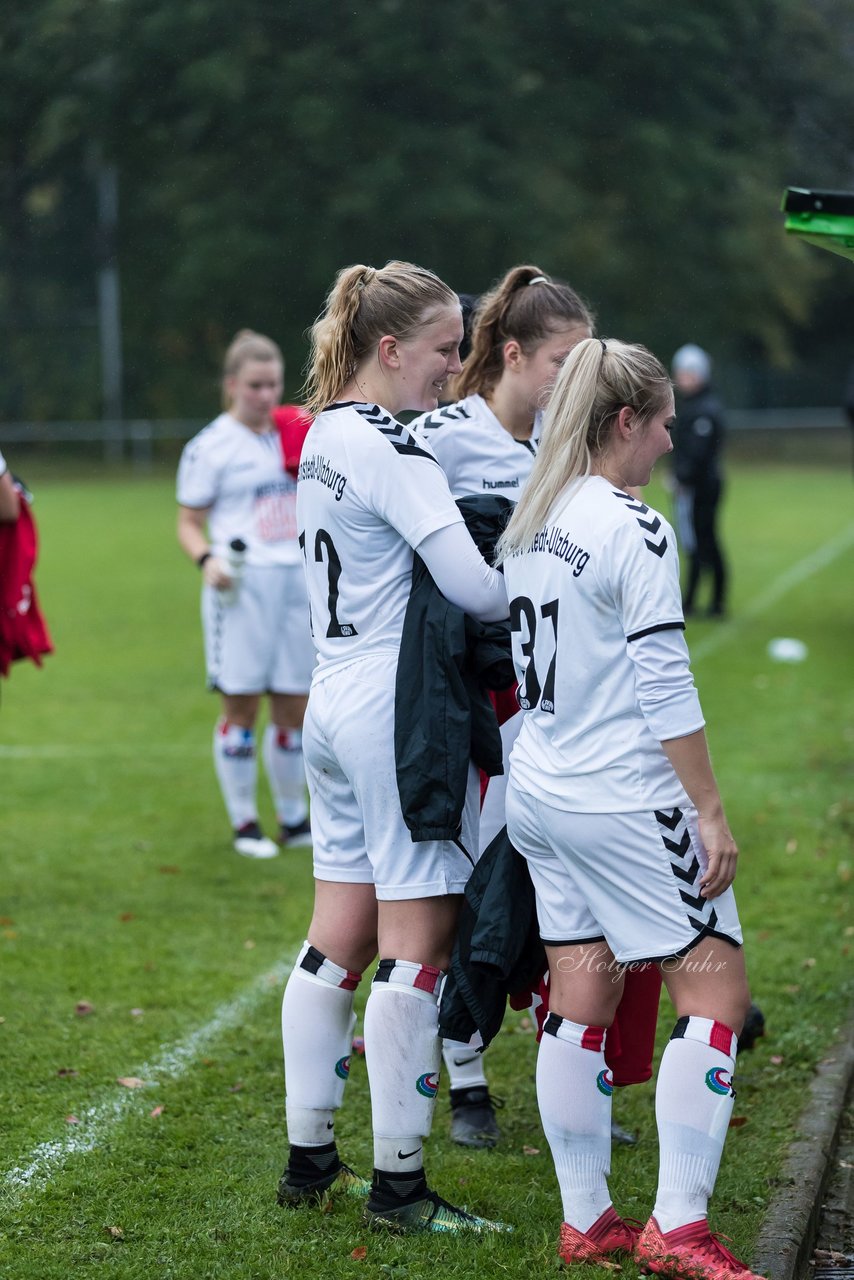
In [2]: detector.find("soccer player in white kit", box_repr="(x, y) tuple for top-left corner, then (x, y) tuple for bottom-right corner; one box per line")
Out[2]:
(411, 264), (594, 1147)
(496, 338), (759, 1278)
(177, 331), (313, 859)
(276, 261), (511, 1236)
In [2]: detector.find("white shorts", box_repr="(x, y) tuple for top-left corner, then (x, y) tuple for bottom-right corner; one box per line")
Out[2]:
(202, 563), (314, 695)
(505, 780), (743, 964)
(303, 653), (480, 901)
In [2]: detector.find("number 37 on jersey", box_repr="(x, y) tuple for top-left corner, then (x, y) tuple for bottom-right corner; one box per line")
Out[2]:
(510, 594), (559, 714)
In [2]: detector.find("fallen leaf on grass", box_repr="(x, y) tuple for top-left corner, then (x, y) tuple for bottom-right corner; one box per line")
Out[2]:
(116, 1077), (146, 1089)
(4, 930), (19, 939)
(57, 1068), (78, 1078)
(104, 1226), (124, 1240)
(522, 1145), (540, 1155)
(243, 939), (256, 950)
(158, 865), (181, 875)
(350, 1246), (368, 1260)
(65, 1115), (80, 1125)
(150, 1106), (165, 1118)
(228, 1082), (244, 1093)
(801, 957), (816, 969)
(784, 984), (800, 994)
(785, 839), (798, 854)
(0, 917), (14, 926)
(75, 1002), (95, 1016)
(119, 913), (136, 923)
(728, 1116), (748, 1128)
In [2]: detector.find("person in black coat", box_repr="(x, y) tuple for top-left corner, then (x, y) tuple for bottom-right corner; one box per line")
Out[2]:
(671, 345), (728, 617)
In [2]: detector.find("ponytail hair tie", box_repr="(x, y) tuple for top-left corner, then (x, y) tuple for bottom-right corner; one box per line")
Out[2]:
(600, 339), (607, 353)
(528, 275), (549, 285)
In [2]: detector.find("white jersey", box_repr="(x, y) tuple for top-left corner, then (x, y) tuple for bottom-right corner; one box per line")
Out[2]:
(296, 401), (464, 677)
(505, 475), (702, 813)
(411, 393), (540, 500)
(176, 412), (300, 567)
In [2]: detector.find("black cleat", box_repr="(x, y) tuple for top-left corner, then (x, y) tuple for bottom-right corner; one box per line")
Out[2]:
(277, 1161), (370, 1206)
(449, 1086), (503, 1149)
(737, 1003), (766, 1053)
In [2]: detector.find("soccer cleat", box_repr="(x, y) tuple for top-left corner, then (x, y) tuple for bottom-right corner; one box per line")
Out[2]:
(278, 817), (312, 848)
(737, 1003), (765, 1054)
(635, 1216), (763, 1280)
(277, 1162), (371, 1206)
(449, 1087), (503, 1148)
(611, 1117), (638, 1146)
(233, 821), (279, 859)
(558, 1205), (642, 1264)
(365, 1188), (511, 1234)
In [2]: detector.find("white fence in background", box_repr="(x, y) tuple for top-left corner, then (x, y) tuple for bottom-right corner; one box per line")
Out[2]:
(0, 409), (848, 467)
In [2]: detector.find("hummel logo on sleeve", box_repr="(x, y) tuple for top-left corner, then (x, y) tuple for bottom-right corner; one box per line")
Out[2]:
(611, 489), (668, 557)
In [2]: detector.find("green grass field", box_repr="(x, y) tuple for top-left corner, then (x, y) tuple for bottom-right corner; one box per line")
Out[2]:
(1, 461), (852, 1280)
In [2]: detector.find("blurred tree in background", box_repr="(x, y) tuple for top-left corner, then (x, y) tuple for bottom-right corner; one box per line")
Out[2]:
(1, 0), (852, 419)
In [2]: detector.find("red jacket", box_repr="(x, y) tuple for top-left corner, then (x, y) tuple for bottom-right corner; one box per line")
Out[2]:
(271, 404), (313, 478)
(0, 493), (53, 677)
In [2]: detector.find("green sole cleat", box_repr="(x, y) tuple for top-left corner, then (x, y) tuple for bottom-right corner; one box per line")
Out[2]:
(277, 1162), (371, 1207)
(364, 1189), (512, 1234)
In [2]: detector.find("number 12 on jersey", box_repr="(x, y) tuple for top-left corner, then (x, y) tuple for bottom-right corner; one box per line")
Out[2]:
(299, 528), (358, 639)
(510, 595), (558, 713)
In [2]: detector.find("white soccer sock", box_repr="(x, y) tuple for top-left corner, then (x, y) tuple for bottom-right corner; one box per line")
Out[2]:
(364, 959), (443, 1173)
(213, 719), (258, 830)
(442, 1038), (489, 1091)
(653, 1016), (738, 1233)
(282, 941), (360, 1147)
(537, 1013), (613, 1234)
(263, 724), (308, 827)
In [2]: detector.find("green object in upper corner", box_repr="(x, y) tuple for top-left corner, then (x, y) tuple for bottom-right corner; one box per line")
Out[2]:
(782, 187), (854, 263)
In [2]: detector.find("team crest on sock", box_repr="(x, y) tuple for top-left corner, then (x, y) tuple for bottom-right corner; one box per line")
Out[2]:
(596, 1068), (614, 1096)
(705, 1066), (735, 1096)
(335, 1055), (351, 1080)
(416, 1072), (439, 1098)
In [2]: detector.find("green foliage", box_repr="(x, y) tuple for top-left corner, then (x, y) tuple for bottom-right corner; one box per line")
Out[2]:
(0, 461), (852, 1278)
(2, 2), (854, 420)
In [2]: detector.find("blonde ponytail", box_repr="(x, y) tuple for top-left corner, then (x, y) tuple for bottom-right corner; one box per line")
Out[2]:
(303, 261), (458, 416)
(496, 339), (671, 562)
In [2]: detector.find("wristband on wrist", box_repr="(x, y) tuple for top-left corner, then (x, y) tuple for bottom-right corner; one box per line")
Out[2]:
(197, 551), (212, 569)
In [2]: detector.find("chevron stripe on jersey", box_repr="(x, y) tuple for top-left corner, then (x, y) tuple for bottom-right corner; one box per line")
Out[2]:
(417, 403), (474, 435)
(352, 403), (438, 461)
(611, 489), (668, 557)
(654, 808), (719, 935)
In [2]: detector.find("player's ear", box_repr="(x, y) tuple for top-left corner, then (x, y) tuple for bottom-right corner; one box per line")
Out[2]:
(378, 335), (400, 370)
(616, 405), (636, 438)
(502, 339), (523, 370)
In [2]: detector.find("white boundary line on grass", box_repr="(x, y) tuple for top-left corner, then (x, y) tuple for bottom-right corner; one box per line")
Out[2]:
(690, 520), (854, 664)
(1, 956), (295, 1204)
(2, 519), (852, 1201)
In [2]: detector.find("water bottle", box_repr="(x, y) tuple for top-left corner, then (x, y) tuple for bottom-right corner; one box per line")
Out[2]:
(220, 538), (247, 606)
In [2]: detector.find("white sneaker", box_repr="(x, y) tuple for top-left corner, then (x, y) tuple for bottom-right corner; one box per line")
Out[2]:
(233, 822), (279, 859)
